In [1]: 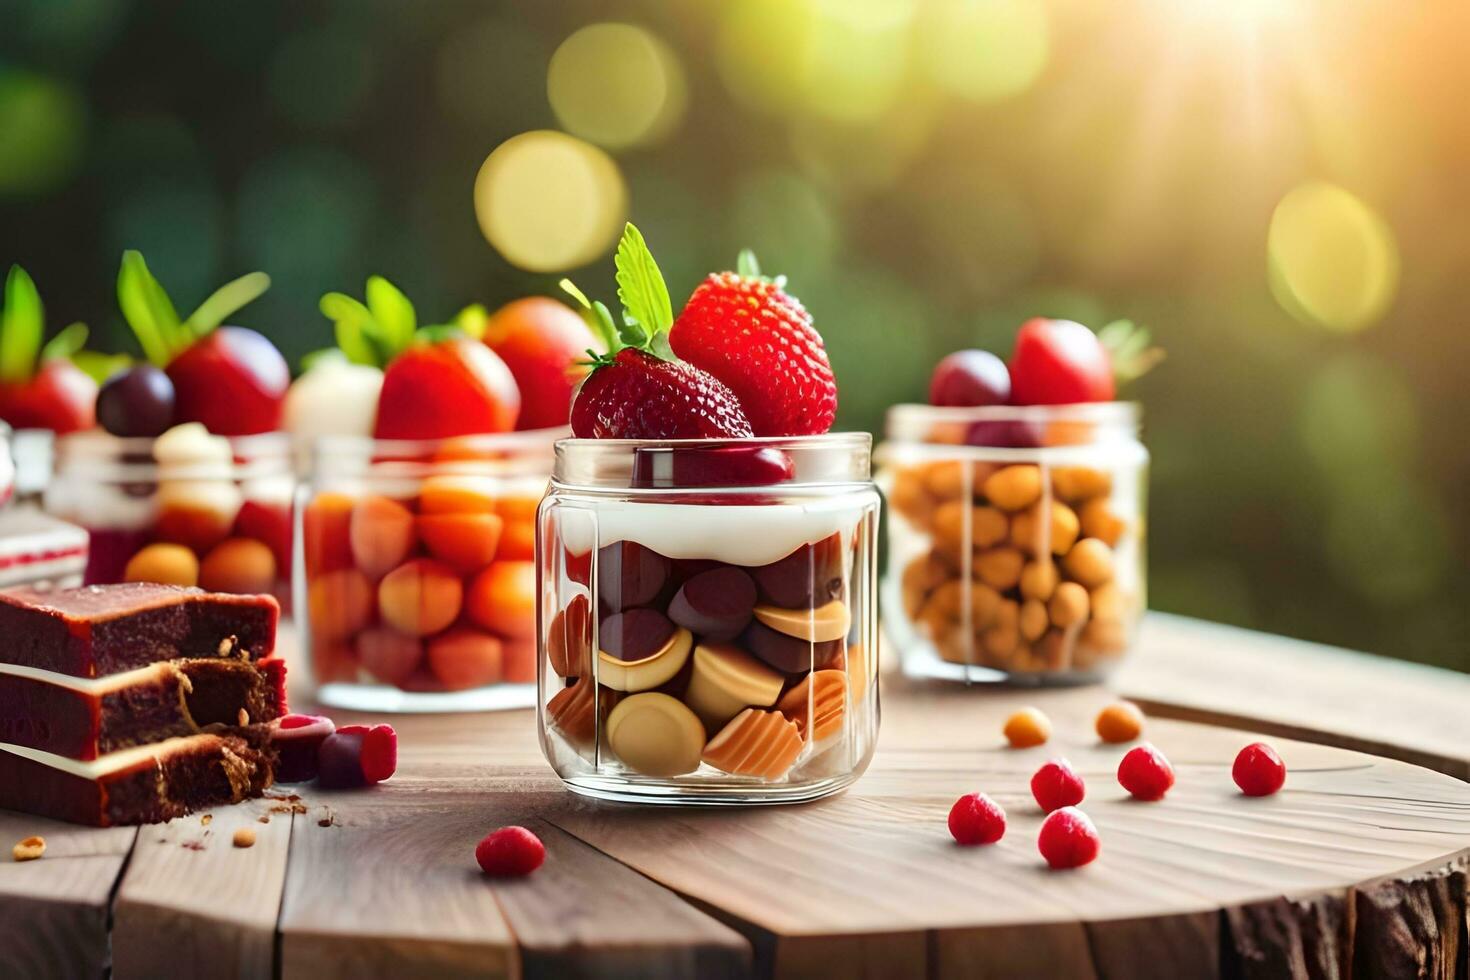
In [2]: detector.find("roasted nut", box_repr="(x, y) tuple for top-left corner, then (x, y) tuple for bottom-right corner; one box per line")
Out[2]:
(901, 553), (949, 616)
(934, 624), (972, 664)
(233, 827), (256, 848)
(1019, 559), (1059, 602)
(1010, 501), (1080, 556)
(1080, 617), (1129, 653)
(1034, 629), (1068, 670)
(974, 547), (1023, 591)
(1063, 538), (1114, 588)
(970, 507), (1009, 548)
(982, 625), (1019, 660)
(919, 460), (969, 500)
(1003, 706), (1051, 747)
(1048, 581), (1090, 628)
(1019, 599), (1049, 642)
(888, 468), (934, 527)
(982, 465), (1042, 512)
(1090, 582), (1125, 623)
(1096, 701), (1145, 743)
(932, 501), (1008, 551)
(12, 836), (44, 861)
(1051, 466), (1111, 503)
(1078, 498), (1126, 547)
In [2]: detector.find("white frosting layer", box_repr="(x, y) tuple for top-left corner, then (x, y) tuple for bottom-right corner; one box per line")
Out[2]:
(0, 733), (218, 779)
(0, 660), (178, 695)
(555, 496), (867, 567)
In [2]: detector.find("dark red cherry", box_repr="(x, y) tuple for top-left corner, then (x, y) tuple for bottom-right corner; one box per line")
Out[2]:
(740, 620), (843, 674)
(597, 541), (670, 612)
(599, 608), (675, 661)
(750, 533), (844, 609)
(668, 566), (756, 640)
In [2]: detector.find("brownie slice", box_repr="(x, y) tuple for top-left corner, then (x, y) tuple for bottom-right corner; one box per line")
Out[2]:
(0, 731), (276, 827)
(0, 583), (279, 677)
(0, 656), (287, 760)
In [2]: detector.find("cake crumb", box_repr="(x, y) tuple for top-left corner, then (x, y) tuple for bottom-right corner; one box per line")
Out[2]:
(12, 836), (45, 862)
(258, 815), (271, 824)
(233, 828), (256, 848)
(182, 840), (206, 851)
(200, 814), (212, 826)
(237, 708), (249, 726)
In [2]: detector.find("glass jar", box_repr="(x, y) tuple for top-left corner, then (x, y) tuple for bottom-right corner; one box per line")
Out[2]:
(297, 429), (562, 712)
(537, 435), (881, 805)
(44, 429), (294, 601)
(877, 403), (1147, 684)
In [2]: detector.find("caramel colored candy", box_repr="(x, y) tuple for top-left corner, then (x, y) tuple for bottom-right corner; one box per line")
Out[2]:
(1078, 498), (1126, 548)
(1095, 701), (1145, 743)
(307, 569), (374, 641)
(982, 465), (1042, 512)
(683, 642), (786, 731)
(776, 669), (848, 742)
(427, 626), (504, 690)
(497, 519), (535, 561)
(1019, 559), (1059, 602)
(199, 537), (277, 595)
(357, 627), (424, 686)
(887, 467), (933, 528)
(974, 547), (1024, 591)
(752, 599), (851, 643)
(845, 643), (870, 700)
(378, 559), (463, 636)
(123, 543), (200, 588)
(351, 496), (417, 580)
(1003, 706), (1051, 747)
(465, 561), (536, 639)
(900, 553), (949, 617)
(918, 459), (968, 500)
(607, 693), (705, 777)
(740, 620), (843, 675)
(598, 622), (693, 693)
(418, 512), (503, 574)
(932, 501), (1008, 551)
(1063, 538), (1115, 588)
(1051, 466), (1111, 503)
(1048, 581), (1090, 628)
(1019, 599), (1049, 643)
(701, 708), (803, 779)
(1011, 501), (1080, 557)
(303, 492), (356, 575)
(547, 594), (593, 677)
(419, 475), (496, 515)
(547, 680), (618, 746)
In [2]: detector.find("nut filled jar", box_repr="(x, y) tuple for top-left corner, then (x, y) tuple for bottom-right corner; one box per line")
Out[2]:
(297, 429), (560, 712)
(537, 435), (880, 804)
(878, 403), (1147, 684)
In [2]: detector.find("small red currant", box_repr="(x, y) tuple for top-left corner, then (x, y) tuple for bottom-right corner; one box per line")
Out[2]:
(1037, 806), (1100, 869)
(476, 826), (546, 877)
(948, 792), (1007, 846)
(1030, 758), (1086, 813)
(1233, 742), (1286, 797)
(1118, 743), (1175, 801)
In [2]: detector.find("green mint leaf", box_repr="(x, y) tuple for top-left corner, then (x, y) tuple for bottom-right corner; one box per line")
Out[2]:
(1, 264), (43, 383)
(559, 278), (592, 310)
(454, 303), (488, 340)
(117, 251), (184, 366)
(614, 223), (673, 344)
(40, 321), (88, 361)
(71, 350), (132, 385)
(737, 248), (761, 279)
(185, 271), (270, 337)
(366, 276), (416, 352)
(320, 293), (379, 366)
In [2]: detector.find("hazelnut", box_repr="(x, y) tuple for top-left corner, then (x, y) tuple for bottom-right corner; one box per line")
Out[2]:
(1048, 582), (1090, 628)
(1019, 559), (1059, 602)
(1010, 501), (1080, 557)
(1019, 599), (1049, 642)
(1051, 466), (1111, 503)
(982, 465), (1042, 512)
(1062, 538), (1115, 589)
(919, 460), (969, 501)
(1078, 498), (1126, 547)
(974, 548), (1024, 591)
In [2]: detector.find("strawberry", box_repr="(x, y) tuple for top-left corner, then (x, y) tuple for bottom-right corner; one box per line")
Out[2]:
(564, 224), (753, 440)
(571, 347), (751, 438)
(669, 251), (836, 436)
(374, 336), (520, 440)
(1008, 318), (1164, 406)
(0, 265), (98, 433)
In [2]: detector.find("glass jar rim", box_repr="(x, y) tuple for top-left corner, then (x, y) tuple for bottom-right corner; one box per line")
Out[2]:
(886, 401), (1140, 432)
(553, 432), (873, 490)
(53, 429), (293, 482)
(309, 425), (566, 481)
(313, 425), (568, 459)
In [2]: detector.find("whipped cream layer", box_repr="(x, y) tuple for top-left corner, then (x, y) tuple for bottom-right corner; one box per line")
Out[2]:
(0, 733), (223, 779)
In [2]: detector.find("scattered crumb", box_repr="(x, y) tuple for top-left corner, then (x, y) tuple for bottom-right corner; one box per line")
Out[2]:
(237, 708), (249, 726)
(182, 841), (206, 852)
(232, 828), (256, 848)
(317, 807), (336, 828)
(12, 836), (45, 862)
(200, 814), (212, 826)
(258, 815), (271, 824)
(217, 637), (232, 656)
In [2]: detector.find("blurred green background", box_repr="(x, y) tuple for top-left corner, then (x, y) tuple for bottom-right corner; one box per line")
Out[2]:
(1, 0), (1466, 670)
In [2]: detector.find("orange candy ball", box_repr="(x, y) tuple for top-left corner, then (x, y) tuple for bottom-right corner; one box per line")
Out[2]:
(427, 627), (505, 690)
(307, 569), (375, 641)
(1095, 701), (1145, 744)
(465, 561), (536, 639)
(199, 537), (277, 594)
(378, 559), (463, 636)
(418, 512), (503, 573)
(1003, 706), (1052, 748)
(303, 492), (356, 576)
(350, 495), (417, 579)
(124, 543), (200, 588)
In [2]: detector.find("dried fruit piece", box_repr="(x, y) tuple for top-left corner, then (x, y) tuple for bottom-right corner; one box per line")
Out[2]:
(1003, 707), (1051, 748)
(1030, 758), (1086, 813)
(701, 708), (803, 779)
(948, 792), (1006, 846)
(1037, 806), (1100, 868)
(776, 669), (847, 741)
(417, 512), (503, 574)
(1118, 743), (1174, 801)
(1094, 702), (1144, 743)
(1233, 742), (1286, 797)
(476, 826), (545, 877)
(302, 492), (356, 575)
(307, 569), (375, 641)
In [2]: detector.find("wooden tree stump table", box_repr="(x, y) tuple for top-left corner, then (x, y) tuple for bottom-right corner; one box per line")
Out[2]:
(1, 615), (1467, 979)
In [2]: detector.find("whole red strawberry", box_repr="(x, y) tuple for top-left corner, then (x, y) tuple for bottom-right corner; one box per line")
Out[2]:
(572, 348), (751, 438)
(375, 336), (520, 439)
(670, 253), (836, 436)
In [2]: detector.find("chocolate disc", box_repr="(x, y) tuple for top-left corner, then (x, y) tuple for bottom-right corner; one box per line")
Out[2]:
(599, 608), (676, 663)
(668, 566), (757, 640)
(740, 619), (843, 675)
(597, 541), (670, 612)
(750, 533), (844, 609)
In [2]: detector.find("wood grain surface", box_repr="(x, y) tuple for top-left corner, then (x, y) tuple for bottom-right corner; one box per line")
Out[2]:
(0, 615), (1465, 980)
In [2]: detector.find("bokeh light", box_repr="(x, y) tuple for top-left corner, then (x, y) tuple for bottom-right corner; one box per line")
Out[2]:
(730, 170), (839, 285)
(474, 131), (627, 272)
(106, 182), (224, 309)
(1268, 181), (1399, 333)
(0, 70), (86, 195)
(548, 23), (687, 149)
(917, 0), (1049, 103)
(267, 27), (376, 130)
(436, 17), (548, 129)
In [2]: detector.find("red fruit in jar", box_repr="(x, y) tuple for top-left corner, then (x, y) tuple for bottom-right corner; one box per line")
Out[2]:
(1030, 758), (1086, 813)
(1117, 743), (1175, 801)
(476, 826), (545, 877)
(596, 541), (671, 612)
(356, 627), (425, 686)
(0, 358), (97, 434)
(1008, 318), (1114, 406)
(667, 566), (757, 640)
(631, 445), (795, 488)
(1232, 742), (1286, 797)
(374, 338), (520, 440)
(168, 327), (289, 435)
(964, 419), (1043, 449)
(929, 350), (1010, 407)
(948, 792), (1006, 845)
(1037, 806), (1100, 869)
(426, 627), (504, 690)
(751, 533), (844, 609)
(570, 348), (752, 439)
(96, 364), (175, 437)
(234, 499), (293, 573)
(669, 268), (836, 436)
(483, 297), (600, 431)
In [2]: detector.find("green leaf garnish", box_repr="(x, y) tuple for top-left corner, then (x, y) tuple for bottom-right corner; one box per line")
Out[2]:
(414, 324), (465, 344)
(737, 249), (761, 279)
(117, 251), (185, 366)
(40, 321), (88, 361)
(1, 265), (43, 383)
(453, 304), (488, 341)
(1098, 319), (1165, 385)
(614, 223), (673, 358)
(320, 293), (380, 366)
(366, 276), (416, 353)
(71, 350), (132, 385)
(185, 271), (271, 337)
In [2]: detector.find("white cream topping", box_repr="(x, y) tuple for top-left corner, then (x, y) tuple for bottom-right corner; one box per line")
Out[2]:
(0, 660), (178, 695)
(0, 733), (219, 779)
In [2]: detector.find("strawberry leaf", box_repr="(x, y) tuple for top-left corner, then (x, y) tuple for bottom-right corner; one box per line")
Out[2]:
(1, 264), (43, 383)
(117, 251), (185, 366)
(40, 321), (88, 361)
(185, 271), (270, 337)
(737, 248), (761, 279)
(72, 350), (131, 384)
(414, 324), (464, 344)
(320, 293), (380, 366)
(1098, 319), (1166, 385)
(366, 276), (416, 353)
(614, 222), (673, 344)
(453, 303), (488, 340)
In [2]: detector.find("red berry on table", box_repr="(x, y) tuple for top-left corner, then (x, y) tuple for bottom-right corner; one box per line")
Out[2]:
(96, 364), (176, 437)
(929, 349), (1011, 407)
(1008, 318), (1115, 406)
(0, 265), (98, 434)
(1232, 742), (1286, 797)
(374, 337), (521, 440)
(1037, 806), (1100, 869)
(476, 826), (545, 877)
(669, 252), (836, 437)
(571, 347), (752, 439)
(483, 297), (601, 431)
(1030, 758), (1086, 813)
(948, 792), (1006, 845)
(1117, 743), (1175, 801)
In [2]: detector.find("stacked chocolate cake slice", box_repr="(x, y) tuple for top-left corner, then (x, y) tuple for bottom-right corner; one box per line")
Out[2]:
(0, 583), (286, 826)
